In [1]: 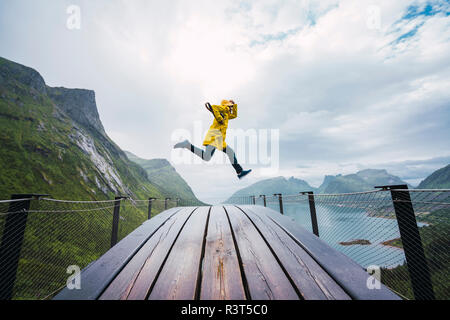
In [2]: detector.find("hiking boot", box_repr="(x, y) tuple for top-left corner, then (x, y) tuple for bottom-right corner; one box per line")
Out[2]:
(173, 139), (190, 149)
(238, 169), (252, 179)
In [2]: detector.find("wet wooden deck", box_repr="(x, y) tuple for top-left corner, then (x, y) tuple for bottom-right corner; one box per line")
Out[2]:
(55, 205), (399, 300)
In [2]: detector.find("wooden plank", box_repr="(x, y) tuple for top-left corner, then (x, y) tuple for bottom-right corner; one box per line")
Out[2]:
(240, 206), (350, 300)
(200, 206), (246, 300)
(148, 206), (210, 300)
(225, 206), (299, 300)
(245, 205), (401, 300)
(100, 207), (195, 300)
(54, 206), (183, 300)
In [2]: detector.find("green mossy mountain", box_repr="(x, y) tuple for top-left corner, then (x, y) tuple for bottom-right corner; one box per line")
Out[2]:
(125, 151), (201, 203)
(417, 164), (450, 189)
(0, 56), (167, 201)
(228, 169), (412, 199)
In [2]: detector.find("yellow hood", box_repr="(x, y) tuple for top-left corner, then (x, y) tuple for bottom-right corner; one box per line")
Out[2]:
(221, 99), (233, 106)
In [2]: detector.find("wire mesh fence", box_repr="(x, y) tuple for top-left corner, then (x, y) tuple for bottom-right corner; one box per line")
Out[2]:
(396, 190), (450, 300)
(0, 196), (180, 300)
(117, 200), (148, 243)
(1, 190), (448, 300)
(227, 189), (450, 300)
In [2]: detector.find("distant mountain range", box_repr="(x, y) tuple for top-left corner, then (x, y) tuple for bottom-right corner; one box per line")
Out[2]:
(125, 151), (201, 203)
(227, 167), (449, 200)
(0, 56), (199, 202)
(226, 176), (314, 200)
(317, 169), (412, 194)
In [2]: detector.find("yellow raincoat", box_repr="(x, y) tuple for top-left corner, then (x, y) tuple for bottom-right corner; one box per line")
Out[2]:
(203, 100), (237, 150)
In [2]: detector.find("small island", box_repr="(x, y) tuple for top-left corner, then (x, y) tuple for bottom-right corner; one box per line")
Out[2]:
(381, 238), (403, 249)
(339, 239), (371, 246)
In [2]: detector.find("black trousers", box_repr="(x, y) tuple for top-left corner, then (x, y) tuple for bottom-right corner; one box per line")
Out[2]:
(189, 144), (243, 174)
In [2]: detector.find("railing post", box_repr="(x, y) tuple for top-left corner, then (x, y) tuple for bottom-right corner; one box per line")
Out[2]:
(251, 196), (256, 205)
(260, 195), (267, 207)
(111, 196), (127, 248)
(0, 194), (48, 300)
(148, 198), (156, 220)
(375, 185), (434, 300)
(274, 194), (283, 214)
(301, 192), (319, 237)
(165, 198), (170, 210)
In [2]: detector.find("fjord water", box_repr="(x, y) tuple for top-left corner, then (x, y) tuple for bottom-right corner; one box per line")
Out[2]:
(266, 202), (410, 268)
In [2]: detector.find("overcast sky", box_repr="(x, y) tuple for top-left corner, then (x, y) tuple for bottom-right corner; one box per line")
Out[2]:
(1, 0), (449, 203)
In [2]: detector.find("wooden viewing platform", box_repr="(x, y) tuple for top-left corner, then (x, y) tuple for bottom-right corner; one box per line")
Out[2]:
(55, 205), (400, 300)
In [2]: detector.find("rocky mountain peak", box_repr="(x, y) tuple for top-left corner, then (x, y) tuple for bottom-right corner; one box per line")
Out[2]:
(47, 86), (106, 136)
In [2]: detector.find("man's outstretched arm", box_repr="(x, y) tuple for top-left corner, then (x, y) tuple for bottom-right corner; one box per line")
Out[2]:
(212, 104), (227, 124)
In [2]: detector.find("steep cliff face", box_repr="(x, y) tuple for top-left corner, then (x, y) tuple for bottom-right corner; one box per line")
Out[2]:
(47, 87), (106, 136)
(0, 56), (163, 200)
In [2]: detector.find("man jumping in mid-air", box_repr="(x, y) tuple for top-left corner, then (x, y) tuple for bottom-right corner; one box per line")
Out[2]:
(174, 99), (252, 179)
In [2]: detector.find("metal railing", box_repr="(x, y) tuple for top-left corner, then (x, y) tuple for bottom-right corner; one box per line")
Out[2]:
(226, 185), (450, 300)
(1, 188), (448, 300)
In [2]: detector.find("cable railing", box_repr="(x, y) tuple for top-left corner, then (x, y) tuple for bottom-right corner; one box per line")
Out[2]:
(226, 186), (450, 300)
(1, 188), (448, 300)
(0, 195), (184, 300)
